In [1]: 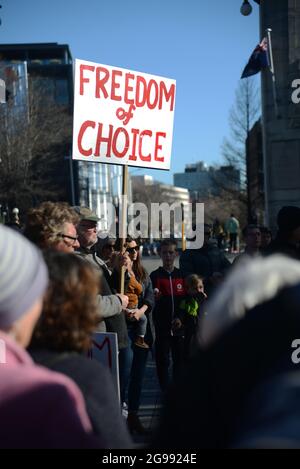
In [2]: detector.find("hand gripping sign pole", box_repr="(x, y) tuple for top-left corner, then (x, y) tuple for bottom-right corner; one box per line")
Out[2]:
(119, 165), (128, 294)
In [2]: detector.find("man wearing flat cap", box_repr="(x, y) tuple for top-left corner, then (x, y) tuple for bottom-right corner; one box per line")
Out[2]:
(74, 206), (129, 344)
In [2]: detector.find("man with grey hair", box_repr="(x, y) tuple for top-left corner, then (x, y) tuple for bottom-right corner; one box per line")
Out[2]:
(74, 206), (128, 339)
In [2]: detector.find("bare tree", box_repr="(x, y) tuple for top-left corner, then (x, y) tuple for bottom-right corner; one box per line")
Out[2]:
(222, 78), (260, 179)
(0, 75), (72, 217)
(220, 78), (260, 221)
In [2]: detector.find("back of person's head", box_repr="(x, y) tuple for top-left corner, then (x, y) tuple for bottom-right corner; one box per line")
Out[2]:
(31, 251), (99, 353)
(277, 206), (300, 235)
(201, 255), (300, 347)
(24, 202), (79, 249)
(0, 225), (48, 345)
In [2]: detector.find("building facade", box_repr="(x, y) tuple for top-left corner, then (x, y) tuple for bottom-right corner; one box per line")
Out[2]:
(259, 0), (300, 229)
(0, 42), (123, 227)
(174, 161), (240, 199)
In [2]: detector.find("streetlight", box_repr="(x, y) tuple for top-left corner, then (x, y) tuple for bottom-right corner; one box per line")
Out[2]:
(240, 0), (252, 16)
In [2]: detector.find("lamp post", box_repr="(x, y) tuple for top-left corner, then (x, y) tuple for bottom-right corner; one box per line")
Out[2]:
(240, 0), (253, 16)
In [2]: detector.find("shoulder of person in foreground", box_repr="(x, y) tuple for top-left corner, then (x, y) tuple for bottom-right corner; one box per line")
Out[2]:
(0, 363), (103, 448)
(233, 370), (300, 449)
(44, 354), (133, 449)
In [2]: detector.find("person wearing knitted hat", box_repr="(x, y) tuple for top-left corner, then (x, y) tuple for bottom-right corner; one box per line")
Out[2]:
(267, 206), (300, 260)
(0, 225), (101, 448)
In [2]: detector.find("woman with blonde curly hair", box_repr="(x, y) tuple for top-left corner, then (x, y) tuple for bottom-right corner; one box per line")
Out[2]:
(29, 251), (131, 449)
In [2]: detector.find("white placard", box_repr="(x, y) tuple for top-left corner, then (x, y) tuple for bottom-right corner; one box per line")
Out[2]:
(89, 332), (120, 402)
(72, 59), (176, 170)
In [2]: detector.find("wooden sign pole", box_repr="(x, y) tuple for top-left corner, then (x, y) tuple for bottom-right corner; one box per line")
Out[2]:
(119, 165), (128, 294)
(181, 203), (186, 251)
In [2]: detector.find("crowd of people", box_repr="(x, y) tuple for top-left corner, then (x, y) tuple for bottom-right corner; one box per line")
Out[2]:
(1, 201), (300, 448)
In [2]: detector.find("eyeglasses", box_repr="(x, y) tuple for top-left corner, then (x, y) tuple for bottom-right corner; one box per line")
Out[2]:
(126, 246), (139, 254)
(59, 234), (79, 246)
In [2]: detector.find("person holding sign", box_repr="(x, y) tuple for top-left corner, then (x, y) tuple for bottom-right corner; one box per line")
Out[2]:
(111, 237), (154, 435)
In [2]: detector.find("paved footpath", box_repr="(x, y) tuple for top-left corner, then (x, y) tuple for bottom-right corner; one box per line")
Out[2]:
(130, 255), (163, 446)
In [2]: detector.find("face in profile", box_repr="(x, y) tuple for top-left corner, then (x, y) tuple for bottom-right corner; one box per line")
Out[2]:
(126, 241), (139, 262)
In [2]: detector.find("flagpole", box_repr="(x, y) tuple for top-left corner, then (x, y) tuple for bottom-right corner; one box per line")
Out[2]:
(266, 28), (280, 119)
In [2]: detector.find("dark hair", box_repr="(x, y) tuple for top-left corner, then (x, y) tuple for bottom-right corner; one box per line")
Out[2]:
(242, 224), (260, 238)
(159, 239), (178, 251)
(260, 226), (272, 236)
(124, 236), (147, 283)
(31, 251), (99, 352)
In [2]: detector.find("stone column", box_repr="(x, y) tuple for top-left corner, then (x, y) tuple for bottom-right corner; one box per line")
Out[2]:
(260, 0), (300, 230)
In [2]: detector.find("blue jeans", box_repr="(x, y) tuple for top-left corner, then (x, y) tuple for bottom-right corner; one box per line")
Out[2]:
(127, 324), (150, 413)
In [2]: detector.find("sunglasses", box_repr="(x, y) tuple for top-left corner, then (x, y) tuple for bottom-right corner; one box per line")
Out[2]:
(126, 246), (139, 254)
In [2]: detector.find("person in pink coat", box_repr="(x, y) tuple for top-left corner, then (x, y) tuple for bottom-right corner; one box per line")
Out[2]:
(0, 225), (101, 448)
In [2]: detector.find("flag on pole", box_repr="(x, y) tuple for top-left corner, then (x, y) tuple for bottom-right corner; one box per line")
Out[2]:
(0, 78), (5, 103)
(241, 37), (269, 79)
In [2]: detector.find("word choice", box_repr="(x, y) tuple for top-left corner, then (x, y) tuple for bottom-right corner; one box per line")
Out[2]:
(77, 121), (166, 162)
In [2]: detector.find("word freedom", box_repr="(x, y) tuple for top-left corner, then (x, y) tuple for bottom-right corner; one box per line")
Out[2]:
(98, 201), (204, 250)
(79, 64), (175, 112)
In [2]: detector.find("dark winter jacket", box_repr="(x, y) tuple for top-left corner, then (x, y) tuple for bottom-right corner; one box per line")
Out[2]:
(76, 247), (128, 349)
(179, 242), (231, 293)
(266, 235), (300, 261)
(150, 267), (186, 337)
(30, 348), (132, 449)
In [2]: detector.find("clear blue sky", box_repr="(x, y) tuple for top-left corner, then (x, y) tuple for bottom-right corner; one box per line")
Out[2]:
(1, 0), (259, 184)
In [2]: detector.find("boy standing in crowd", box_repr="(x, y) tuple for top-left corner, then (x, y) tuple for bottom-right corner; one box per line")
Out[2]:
(150, 240), (186, 391)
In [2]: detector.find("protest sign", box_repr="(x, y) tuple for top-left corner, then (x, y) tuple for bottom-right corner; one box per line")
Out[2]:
(72, 59), (176, 170)
(89, 332), (120, 401)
